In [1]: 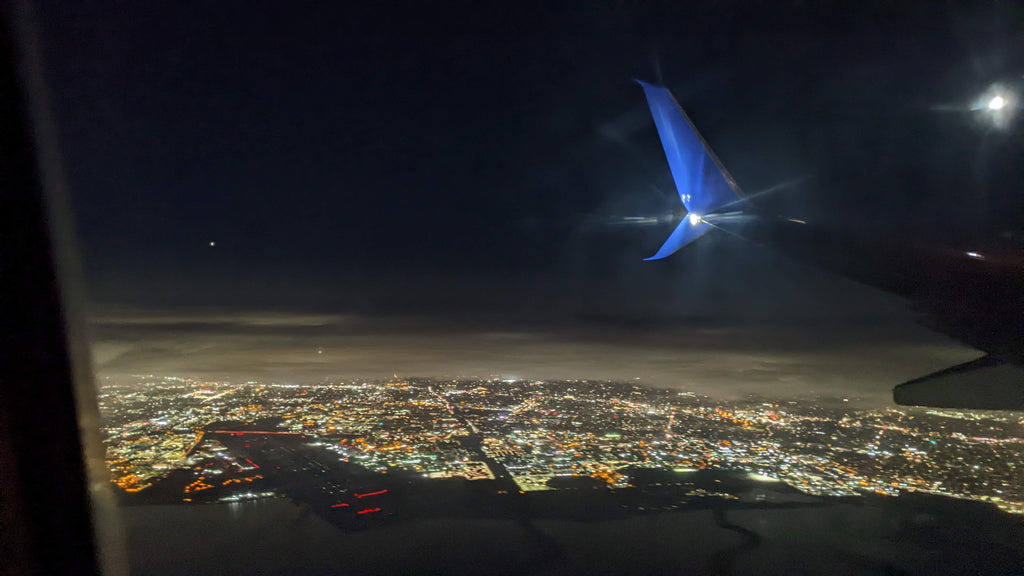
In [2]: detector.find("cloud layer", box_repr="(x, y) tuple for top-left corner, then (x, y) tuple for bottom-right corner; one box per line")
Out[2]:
(87, 307), (979, 406)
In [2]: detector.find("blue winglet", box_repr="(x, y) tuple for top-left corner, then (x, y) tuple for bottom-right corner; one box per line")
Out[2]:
(644, 216), (711, 261)
(636, 80), (743, 259)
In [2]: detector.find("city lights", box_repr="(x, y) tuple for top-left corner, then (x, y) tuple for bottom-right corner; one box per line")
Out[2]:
(99, 376), (1024, 516)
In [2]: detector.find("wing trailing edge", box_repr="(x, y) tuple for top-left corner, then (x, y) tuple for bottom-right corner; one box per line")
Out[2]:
(893, 355), (1024, 410)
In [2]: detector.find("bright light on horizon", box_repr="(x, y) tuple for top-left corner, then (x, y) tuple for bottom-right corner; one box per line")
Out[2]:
(988, 95), (1006, 110)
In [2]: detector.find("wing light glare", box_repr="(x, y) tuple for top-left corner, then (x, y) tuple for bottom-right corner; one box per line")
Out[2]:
(688, 212), (702, 226)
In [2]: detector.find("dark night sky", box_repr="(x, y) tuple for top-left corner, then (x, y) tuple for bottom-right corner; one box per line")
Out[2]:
(36, 2), (1023, 401)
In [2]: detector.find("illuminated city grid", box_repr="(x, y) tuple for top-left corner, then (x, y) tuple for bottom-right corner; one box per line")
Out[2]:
(99, 376), (1024, 514)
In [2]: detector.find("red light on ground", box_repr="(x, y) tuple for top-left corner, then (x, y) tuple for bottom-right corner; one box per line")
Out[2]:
(356, 507), (381, 515)
(354, 489), (388, 499)
(330, 503), (349, 508)
(245, 444), (250, 448)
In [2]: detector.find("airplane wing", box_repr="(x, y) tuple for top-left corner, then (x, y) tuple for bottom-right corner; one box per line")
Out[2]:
(637, 81), (1024, 411)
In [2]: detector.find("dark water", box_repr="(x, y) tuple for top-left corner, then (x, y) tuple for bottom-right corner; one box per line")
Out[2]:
(119, 497), (1024, 576)
(120, 499), (550, 576)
